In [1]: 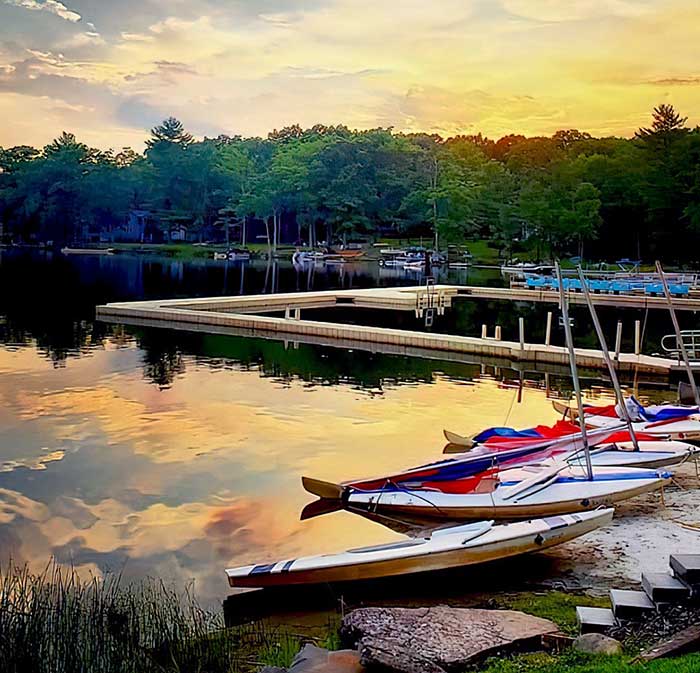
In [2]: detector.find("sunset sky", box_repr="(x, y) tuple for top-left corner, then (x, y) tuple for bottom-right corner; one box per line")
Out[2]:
(1, 0), (699, 150)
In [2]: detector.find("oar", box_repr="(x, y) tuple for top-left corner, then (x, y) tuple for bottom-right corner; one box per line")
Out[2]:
(300, 498), (343, 520)
(301, 476), (345, 500)
(442, 429), (476, 449)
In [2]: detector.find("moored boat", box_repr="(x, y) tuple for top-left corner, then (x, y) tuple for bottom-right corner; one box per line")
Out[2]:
(443, 418), (698, 469)
(225, 508), (614, 587)
(334, 463), (668, 520)
(60, 247), (115, 255)
(552, 399), (700, 440)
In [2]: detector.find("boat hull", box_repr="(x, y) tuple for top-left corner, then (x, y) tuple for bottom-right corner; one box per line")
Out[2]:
(226, 509), (613, 588)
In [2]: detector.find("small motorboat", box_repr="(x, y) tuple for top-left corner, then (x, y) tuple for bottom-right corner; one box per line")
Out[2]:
(227, 248), (251, 261)
(292, 250), (324, 265)
(225, 508), (614, 587)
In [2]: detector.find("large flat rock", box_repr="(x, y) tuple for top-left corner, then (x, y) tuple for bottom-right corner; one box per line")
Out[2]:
(341, 607), (560, 673)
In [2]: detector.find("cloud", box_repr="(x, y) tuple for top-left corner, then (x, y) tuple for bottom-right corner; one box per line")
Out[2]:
(500, 0), (653, 22)
(646, 76), (700, 86)
(62, 30), (105, 48)
(3, 0), (81, 23)
(2, 0), (700, 145)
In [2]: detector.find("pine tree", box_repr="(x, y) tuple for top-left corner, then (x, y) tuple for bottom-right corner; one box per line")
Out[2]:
(635, 104), (688, 139)
(146, 117), (194, 149)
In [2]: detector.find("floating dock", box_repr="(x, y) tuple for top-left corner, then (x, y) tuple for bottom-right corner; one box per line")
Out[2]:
(96, 285), (699, 378)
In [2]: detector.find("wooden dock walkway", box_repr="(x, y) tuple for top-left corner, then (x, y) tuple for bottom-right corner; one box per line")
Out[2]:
(96, 286), (698, 377)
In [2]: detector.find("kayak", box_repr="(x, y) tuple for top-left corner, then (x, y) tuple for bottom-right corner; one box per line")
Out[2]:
(304, 463), (669, 520)
(225, 509), (614, 587)
(582, 413), (700, 441)
(583, 441), (697, 469)
(445, 417), (699, 466)
(443, 424), (697, 469)
(552, 398), (700, 439)
(303, 424), (623, 501)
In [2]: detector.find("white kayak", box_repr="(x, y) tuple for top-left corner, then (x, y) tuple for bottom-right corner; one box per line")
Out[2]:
(585, 414), (700, 441)
(225, 508), (614, 587)
(586, 440), (698, 468)
(552, 399), (700, 440)
(343, 464), (669, 520)
(443, 435), (697, 469)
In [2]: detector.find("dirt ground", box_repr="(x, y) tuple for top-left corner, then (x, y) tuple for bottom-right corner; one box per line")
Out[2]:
(544, 461), (700, 593)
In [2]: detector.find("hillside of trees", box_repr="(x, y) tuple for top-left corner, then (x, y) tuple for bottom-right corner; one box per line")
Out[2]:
(1, 104), (699, 262)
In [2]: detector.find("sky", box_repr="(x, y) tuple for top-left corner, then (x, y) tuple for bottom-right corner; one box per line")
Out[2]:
(0, 0), (699, 150)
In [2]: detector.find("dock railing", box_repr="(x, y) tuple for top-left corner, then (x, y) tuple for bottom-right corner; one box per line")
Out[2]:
(661, 331), (700, 361)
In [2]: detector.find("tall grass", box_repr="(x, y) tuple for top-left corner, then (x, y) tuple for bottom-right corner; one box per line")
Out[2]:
(0, 560), (244, 673)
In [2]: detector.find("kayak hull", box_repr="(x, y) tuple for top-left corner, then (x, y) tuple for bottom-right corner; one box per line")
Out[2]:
(226, 509), (613, 587)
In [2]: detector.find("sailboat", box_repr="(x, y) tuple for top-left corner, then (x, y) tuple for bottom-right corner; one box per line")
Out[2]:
(302, 261), (671, 520)
(443, 419), (698, 469)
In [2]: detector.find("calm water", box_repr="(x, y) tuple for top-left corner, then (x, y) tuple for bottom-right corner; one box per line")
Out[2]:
(0, 250), (690, 605)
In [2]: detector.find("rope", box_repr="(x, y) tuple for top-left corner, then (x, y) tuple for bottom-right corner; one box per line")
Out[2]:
(503, 385), (519, 427)
(371, 479), (447, 517)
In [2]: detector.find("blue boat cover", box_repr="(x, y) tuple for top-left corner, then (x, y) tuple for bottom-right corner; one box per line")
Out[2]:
(472, 426), (543, 442)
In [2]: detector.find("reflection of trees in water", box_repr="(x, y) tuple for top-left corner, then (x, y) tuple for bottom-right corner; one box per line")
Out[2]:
(138, 331), (185, 389)
(0, 251), (115, 363)
(135, 327), (487, 390)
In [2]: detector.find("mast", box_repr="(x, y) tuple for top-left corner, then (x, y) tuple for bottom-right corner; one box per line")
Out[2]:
(555, 261), (594, 480)
(655, 260), (700, 407)
(576, 266), (640, 451)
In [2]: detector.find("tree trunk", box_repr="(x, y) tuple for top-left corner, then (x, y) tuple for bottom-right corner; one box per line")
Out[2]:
(264, 216), (271, 254)
(432, 157), (439, 251)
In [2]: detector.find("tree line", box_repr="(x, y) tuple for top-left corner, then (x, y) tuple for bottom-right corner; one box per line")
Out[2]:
(1, 104), (699, 261)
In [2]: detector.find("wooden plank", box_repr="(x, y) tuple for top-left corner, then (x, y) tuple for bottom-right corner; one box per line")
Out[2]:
(636, 624), (700, 662)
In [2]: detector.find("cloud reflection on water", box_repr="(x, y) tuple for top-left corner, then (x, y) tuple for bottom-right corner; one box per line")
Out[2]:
(0, 331), (620, 604)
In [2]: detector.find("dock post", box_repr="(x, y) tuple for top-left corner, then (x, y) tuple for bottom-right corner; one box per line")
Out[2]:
(495, 325), (502, 341)
(519, 317), (525, 351)
(545, 311), (552, 346)
(481, 324), (488, 339)
(614, 321), (622, 361)
(284, 306), (291, 320)
(634, 320), (641, 355)
(294, 308), (301, 320)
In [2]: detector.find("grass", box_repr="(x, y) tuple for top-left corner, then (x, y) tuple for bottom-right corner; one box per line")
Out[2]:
(490, 591), (611, 636)
(0, 560), (252, 673)
(0, 560), (342, 673)
(3, 562), (697, 673)
(481, 650), (700, 673)
(466, 239), (501, 264)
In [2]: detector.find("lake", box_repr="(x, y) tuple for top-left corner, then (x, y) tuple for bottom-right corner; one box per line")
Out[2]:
(0, 250), (689, 606)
